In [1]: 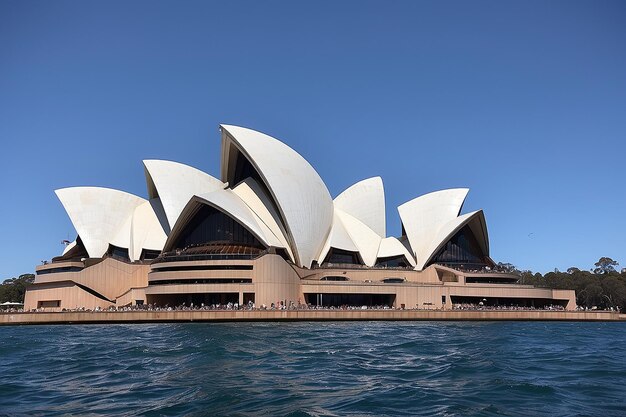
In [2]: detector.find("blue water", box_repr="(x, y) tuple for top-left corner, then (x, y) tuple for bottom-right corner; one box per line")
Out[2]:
(1, 322), (625, 416)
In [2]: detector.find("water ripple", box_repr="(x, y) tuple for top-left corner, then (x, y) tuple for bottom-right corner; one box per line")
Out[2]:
(1, 322), (626, 416)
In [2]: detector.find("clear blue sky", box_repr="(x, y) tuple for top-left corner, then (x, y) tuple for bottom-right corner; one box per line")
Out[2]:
(1, 0), (625, 278)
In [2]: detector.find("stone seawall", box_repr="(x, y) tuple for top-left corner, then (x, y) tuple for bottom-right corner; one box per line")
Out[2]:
(1, 310), (623, 325)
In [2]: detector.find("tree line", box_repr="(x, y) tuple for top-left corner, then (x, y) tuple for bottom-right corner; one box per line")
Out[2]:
(510, 257), (626, 312)
(0, 274), (34, 304)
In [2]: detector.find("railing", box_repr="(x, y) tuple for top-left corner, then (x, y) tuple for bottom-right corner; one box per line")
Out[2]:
(313, 263), (413, 271)
(153, 248), (270, 264)
(435, 263), (518, 275)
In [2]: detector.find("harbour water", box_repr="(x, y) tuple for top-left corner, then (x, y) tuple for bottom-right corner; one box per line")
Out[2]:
(1, 322), (625, 416)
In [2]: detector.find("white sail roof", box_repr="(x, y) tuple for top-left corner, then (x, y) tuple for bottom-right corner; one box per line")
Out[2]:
(335, 209), (381, 267)
(143, 159), (224, 231)
(415, 210), (488, 270)
(129, 199), (168, 261)
(55, 187), (169, 260)
(220, 125), (333, 268)
(316, 211), (360, 264)
(334, 177), (386, 237)
(376, 237), (417, 267)
(194, 189), (285, 249)
(398, 188), (469, 267)
(232, 178), (295, 262)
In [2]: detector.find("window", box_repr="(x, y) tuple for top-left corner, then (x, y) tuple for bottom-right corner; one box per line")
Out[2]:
(108, 245), (130, 262)
(149, 278), (252, 285)
(38, 300), (60, 308)
(172, 205), (264, 250)
(320, 276), (349, 281)
(323, 248), (363, 265)
(140, 249), (161, 261)
(37, 266), (83, 275)
(430, 225), (490, 268)
(382, 277), (405, 284)
(375, 255), (410, 268)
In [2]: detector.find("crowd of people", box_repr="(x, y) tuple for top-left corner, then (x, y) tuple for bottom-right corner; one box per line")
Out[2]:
(452, 303), (566, 311)
(6, 301), (588, 313)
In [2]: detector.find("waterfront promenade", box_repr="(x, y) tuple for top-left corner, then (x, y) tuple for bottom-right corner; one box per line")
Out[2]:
(1, 309), (623, 325)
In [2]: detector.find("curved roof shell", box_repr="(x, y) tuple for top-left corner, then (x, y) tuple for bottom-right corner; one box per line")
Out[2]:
(316, 211), (360, 264)
(143, 159), (224, 231)
(335, 209), (381, 267)
(398, 188), (469, 266)
(220, 125), (333, 268)
(129, 199), (168, 261)
(416, 209), (489, 270)
(163, 188), (286, 252)
(55, 187), (168, 260)
(376, 237), (417, 267)
(232, 178), (295, 262)
(334, 177), (386, 237)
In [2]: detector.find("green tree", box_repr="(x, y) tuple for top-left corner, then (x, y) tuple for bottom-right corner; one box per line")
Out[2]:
(594, 257), (619, 274)
(496, 262), (518, 273)
(0, 274), (35, 303)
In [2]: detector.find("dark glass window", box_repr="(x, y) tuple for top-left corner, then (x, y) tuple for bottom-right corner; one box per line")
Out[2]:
(152, 265), (253, 272)
(304, 293), (395, 308)
(382, 277), (405, 283)
(36, 266), (83, 275)
(375, 255), (410, 268)
(38, 300), (60, 308)
(465, 276), (518, 284)
(140, 249), (161, 261)
(323, 248), (362, 265)
(108, 245), (130, 262)
(233, 151), (264, 187)
(149, 278), (252, 285)
(429, 225), (488, 268)
(320, 276), (349, 281)
(172, 205), (264, 250)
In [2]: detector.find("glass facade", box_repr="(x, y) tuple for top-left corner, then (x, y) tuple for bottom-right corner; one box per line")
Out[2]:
(429, 225), (489, 268)
(149, 278), (252, 285)
(36, 266), (83, 275)
(320, 276), (349, 281)
(108, 245), (130, 262)
(172, 205), (264, 250)
(304, 293), (395, 307)
(140, 249), (161, 261)
(232, 151), (263, 187)
(375, 255), (410, 268)
(323, 248), (363, 265)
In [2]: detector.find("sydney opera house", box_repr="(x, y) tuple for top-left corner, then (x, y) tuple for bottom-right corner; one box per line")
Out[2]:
(25, 125), (575, 311)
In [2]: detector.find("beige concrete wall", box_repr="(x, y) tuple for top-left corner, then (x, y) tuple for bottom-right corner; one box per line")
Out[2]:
(26, 255), (577, 312)
(34, 258), (150, 301)
(145, 283), (254, 304)
(116, 288), (148, 307)
(252, 254), (301, 306)
(147, 255), (301, 307)
(149, 258), (255, 282)
(24, 281), (114, 311)
(552, 289), (576, 310)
